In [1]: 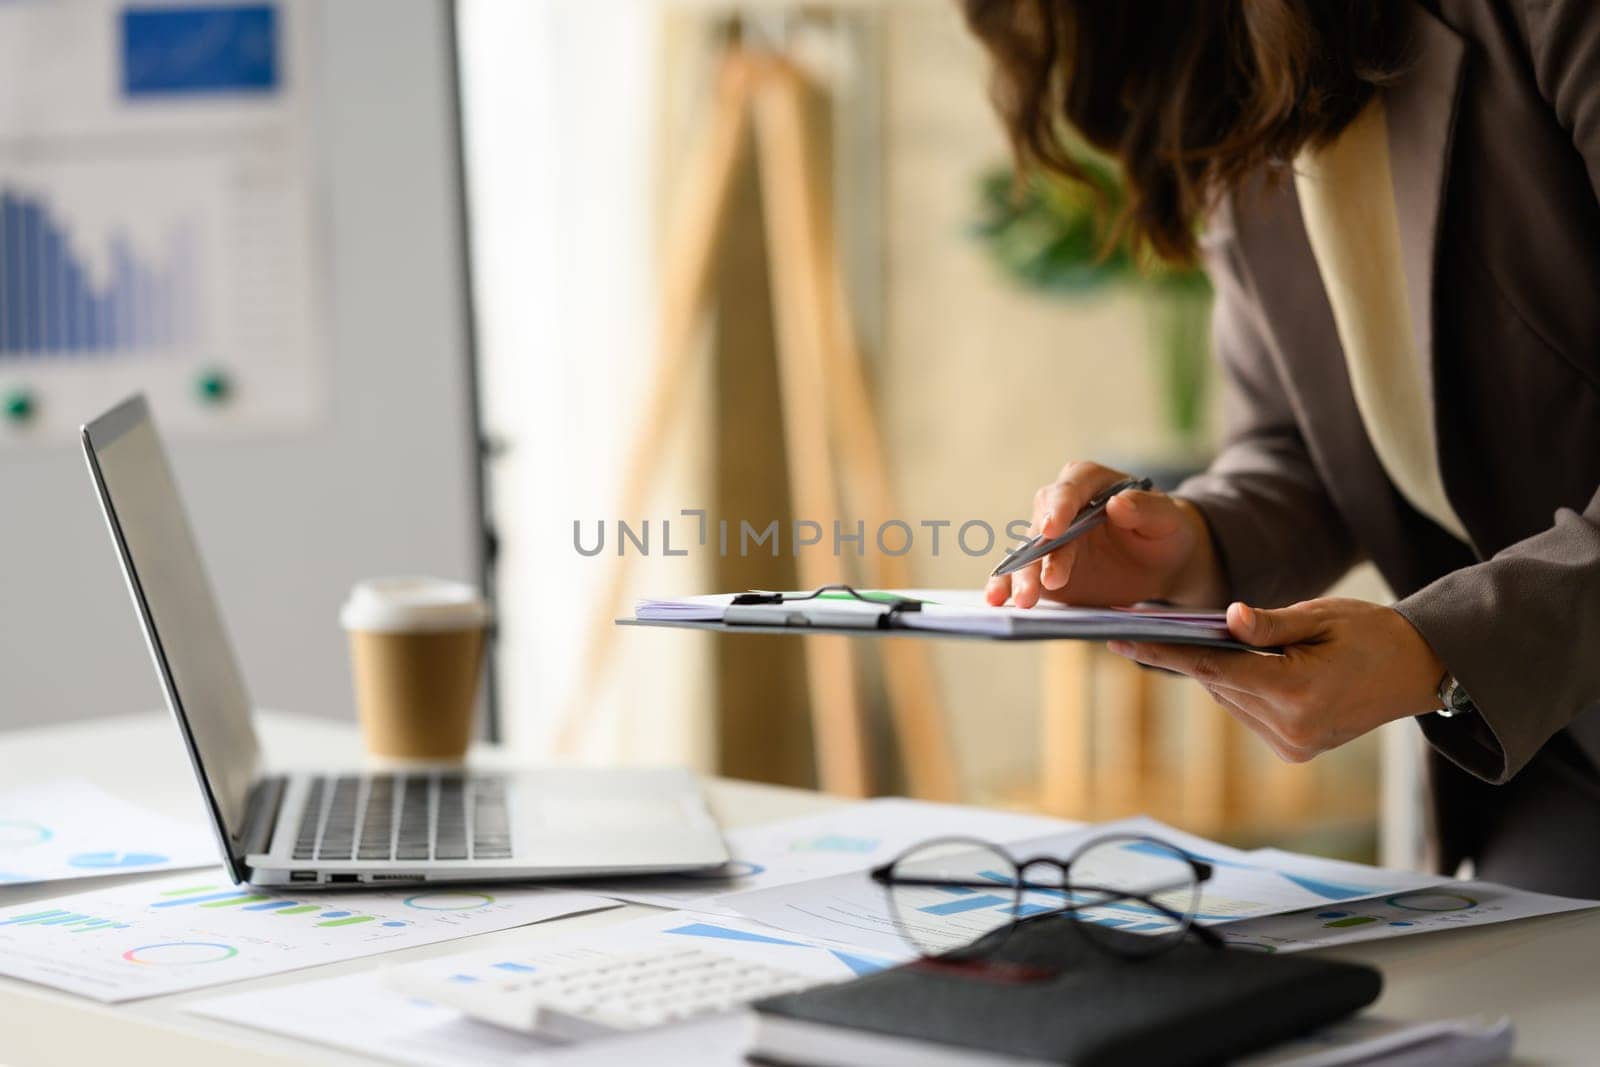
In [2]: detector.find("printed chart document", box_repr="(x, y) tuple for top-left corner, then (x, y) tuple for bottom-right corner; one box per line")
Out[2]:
(0, 780), (215, 886)
(390, 908), (902, 991)
(575, 798), (1078, 913)
(191, 910), (900, 1066)
(0, 871), (615, 1001)
(718, 816), (1448, 957)
(381, 908), (902, 999)
(1218, 876), (1600, 953)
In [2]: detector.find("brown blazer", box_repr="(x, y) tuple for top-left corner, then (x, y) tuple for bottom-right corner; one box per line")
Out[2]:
(1177, 0), (1600, 895)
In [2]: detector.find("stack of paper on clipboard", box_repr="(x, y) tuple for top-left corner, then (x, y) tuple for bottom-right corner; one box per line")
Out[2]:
(624, 587), (1267, 651)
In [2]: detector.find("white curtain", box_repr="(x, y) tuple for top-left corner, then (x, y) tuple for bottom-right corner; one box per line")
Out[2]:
(457, 1), (711, 768)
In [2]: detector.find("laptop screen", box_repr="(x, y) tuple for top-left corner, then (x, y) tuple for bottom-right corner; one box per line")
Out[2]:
(81, 396), (261, 864)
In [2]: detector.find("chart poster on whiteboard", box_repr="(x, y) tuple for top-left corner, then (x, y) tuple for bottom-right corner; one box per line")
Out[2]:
(0, 0), (326, 444)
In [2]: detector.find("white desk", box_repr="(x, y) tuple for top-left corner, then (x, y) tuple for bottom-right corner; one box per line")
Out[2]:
(1, 713), (1596, 1065)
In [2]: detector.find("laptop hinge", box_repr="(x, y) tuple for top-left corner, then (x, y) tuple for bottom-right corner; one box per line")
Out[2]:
(240, 776), (286, 860)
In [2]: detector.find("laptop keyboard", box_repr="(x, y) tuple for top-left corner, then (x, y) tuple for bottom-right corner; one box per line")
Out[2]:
(292, 773), (512, 863)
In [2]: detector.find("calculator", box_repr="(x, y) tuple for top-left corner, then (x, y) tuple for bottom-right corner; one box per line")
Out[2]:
(388, 945), (821, 1041)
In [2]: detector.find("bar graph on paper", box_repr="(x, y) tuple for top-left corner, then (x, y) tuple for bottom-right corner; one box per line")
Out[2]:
(0, 869), (604, 1002)
(0, 188), (199, 360)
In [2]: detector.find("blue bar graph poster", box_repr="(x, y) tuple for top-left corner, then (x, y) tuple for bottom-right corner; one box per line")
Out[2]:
(0, 0), (324, 441)
(0, 188), (196, 359)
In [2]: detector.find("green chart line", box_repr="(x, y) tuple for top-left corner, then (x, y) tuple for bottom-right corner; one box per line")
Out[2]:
(0, 910), (67, 925)
(273, 905), (321, 916)
(316, 915), (375, 928)
(159, 885), (221, 897)
(200, 895), (273, 909)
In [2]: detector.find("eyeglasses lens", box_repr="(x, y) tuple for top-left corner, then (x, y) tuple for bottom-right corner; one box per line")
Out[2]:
(1064, 836), (1201, 956)
(885, 839), (1025, 959)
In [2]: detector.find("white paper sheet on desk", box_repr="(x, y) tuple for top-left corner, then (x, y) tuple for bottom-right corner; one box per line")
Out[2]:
(380, 907), (904, 992)
(717, 816), (1449, 957)
(0, 780), (216, 886)
(0, 871), (616, 1002)
(1237, 1015), (1514, 1067)
(190, 910), (901, 1066)
(1218, 875), (1600, 953)
(187, 979), (1509, 1067)
(573, 797), (1079, 914)
(193, 969), (752, 1067)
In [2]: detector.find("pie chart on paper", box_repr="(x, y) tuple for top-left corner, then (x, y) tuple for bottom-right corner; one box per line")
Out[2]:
(67, 851), (170, 869)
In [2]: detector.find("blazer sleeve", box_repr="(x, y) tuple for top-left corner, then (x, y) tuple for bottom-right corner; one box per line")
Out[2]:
(1520, 0), (1600, 195)
(1175, 221), (1359, 608)
(1398, 0), (1600, 785)
(1398, 502), (1600, 784)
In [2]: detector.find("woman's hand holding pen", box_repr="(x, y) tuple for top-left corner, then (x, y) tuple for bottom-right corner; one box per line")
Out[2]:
(991, 461), (1448, 762)
(984, 461), (1228, 610)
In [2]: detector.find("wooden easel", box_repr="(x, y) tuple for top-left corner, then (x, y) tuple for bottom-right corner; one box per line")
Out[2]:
(554, 46), (959, 801)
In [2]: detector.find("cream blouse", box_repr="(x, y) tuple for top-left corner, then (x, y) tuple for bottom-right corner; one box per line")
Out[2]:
(1294, 100), (1470, 544)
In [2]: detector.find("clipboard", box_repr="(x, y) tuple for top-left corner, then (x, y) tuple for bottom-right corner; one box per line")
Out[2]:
(618, 585), (1279, 654)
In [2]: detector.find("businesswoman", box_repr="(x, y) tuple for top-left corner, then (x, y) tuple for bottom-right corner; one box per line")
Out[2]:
(970, 0), (1600, 896)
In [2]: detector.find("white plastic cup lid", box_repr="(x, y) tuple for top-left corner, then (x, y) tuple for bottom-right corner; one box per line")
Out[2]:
(340, 577), (491, 634)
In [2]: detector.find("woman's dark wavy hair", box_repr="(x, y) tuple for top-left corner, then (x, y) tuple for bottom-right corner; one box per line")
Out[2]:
(963, 1), (1411, 262)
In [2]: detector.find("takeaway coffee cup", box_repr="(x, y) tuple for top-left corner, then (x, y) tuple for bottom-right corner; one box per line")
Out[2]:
(340, 578), (491, 760)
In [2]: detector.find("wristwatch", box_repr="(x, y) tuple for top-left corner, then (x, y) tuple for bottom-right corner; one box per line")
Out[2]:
(1435, 671), (1476, 718)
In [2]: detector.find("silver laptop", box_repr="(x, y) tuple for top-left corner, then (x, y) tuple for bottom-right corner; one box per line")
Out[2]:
(81, 395), (728, 887)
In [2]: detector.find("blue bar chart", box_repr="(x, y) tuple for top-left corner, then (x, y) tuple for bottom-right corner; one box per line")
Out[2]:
(0, 188), (196, 360)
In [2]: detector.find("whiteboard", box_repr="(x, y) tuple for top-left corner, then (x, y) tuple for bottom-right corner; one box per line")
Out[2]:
(0, 0), (487, 733)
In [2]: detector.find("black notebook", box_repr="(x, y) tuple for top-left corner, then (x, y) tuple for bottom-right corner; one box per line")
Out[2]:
(750, 919), (1382, 1067)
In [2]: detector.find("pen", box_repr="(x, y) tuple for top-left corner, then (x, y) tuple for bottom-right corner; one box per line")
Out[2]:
(990, 477), (1154, 578)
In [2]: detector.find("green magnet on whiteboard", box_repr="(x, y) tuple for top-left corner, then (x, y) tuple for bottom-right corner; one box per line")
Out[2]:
(195, 369), (232, 404)
(3, 388), (35, 423)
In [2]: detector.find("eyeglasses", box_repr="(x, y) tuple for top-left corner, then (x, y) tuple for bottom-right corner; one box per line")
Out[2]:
(869, 833), (1225, 963)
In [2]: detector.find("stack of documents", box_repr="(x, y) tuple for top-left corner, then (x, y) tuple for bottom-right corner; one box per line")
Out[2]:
(176, 803), (1591, 1067)
(629, 588), (1253, 649)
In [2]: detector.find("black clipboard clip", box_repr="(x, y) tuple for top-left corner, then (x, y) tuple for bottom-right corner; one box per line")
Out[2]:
(730, 584), (923, 629)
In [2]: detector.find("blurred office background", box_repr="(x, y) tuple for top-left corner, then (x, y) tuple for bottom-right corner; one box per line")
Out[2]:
(0, 0), (1419, 867)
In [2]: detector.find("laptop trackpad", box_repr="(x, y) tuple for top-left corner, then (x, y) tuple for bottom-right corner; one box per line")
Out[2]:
(510, 769), (723, 868)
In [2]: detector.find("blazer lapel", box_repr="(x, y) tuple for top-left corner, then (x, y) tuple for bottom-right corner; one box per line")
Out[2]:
(1228, 171), (1479, 596)
(1384, 4), (1468, 404)
(1225, 2), (1482, 591)
(1228, 174), (1431, 591)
